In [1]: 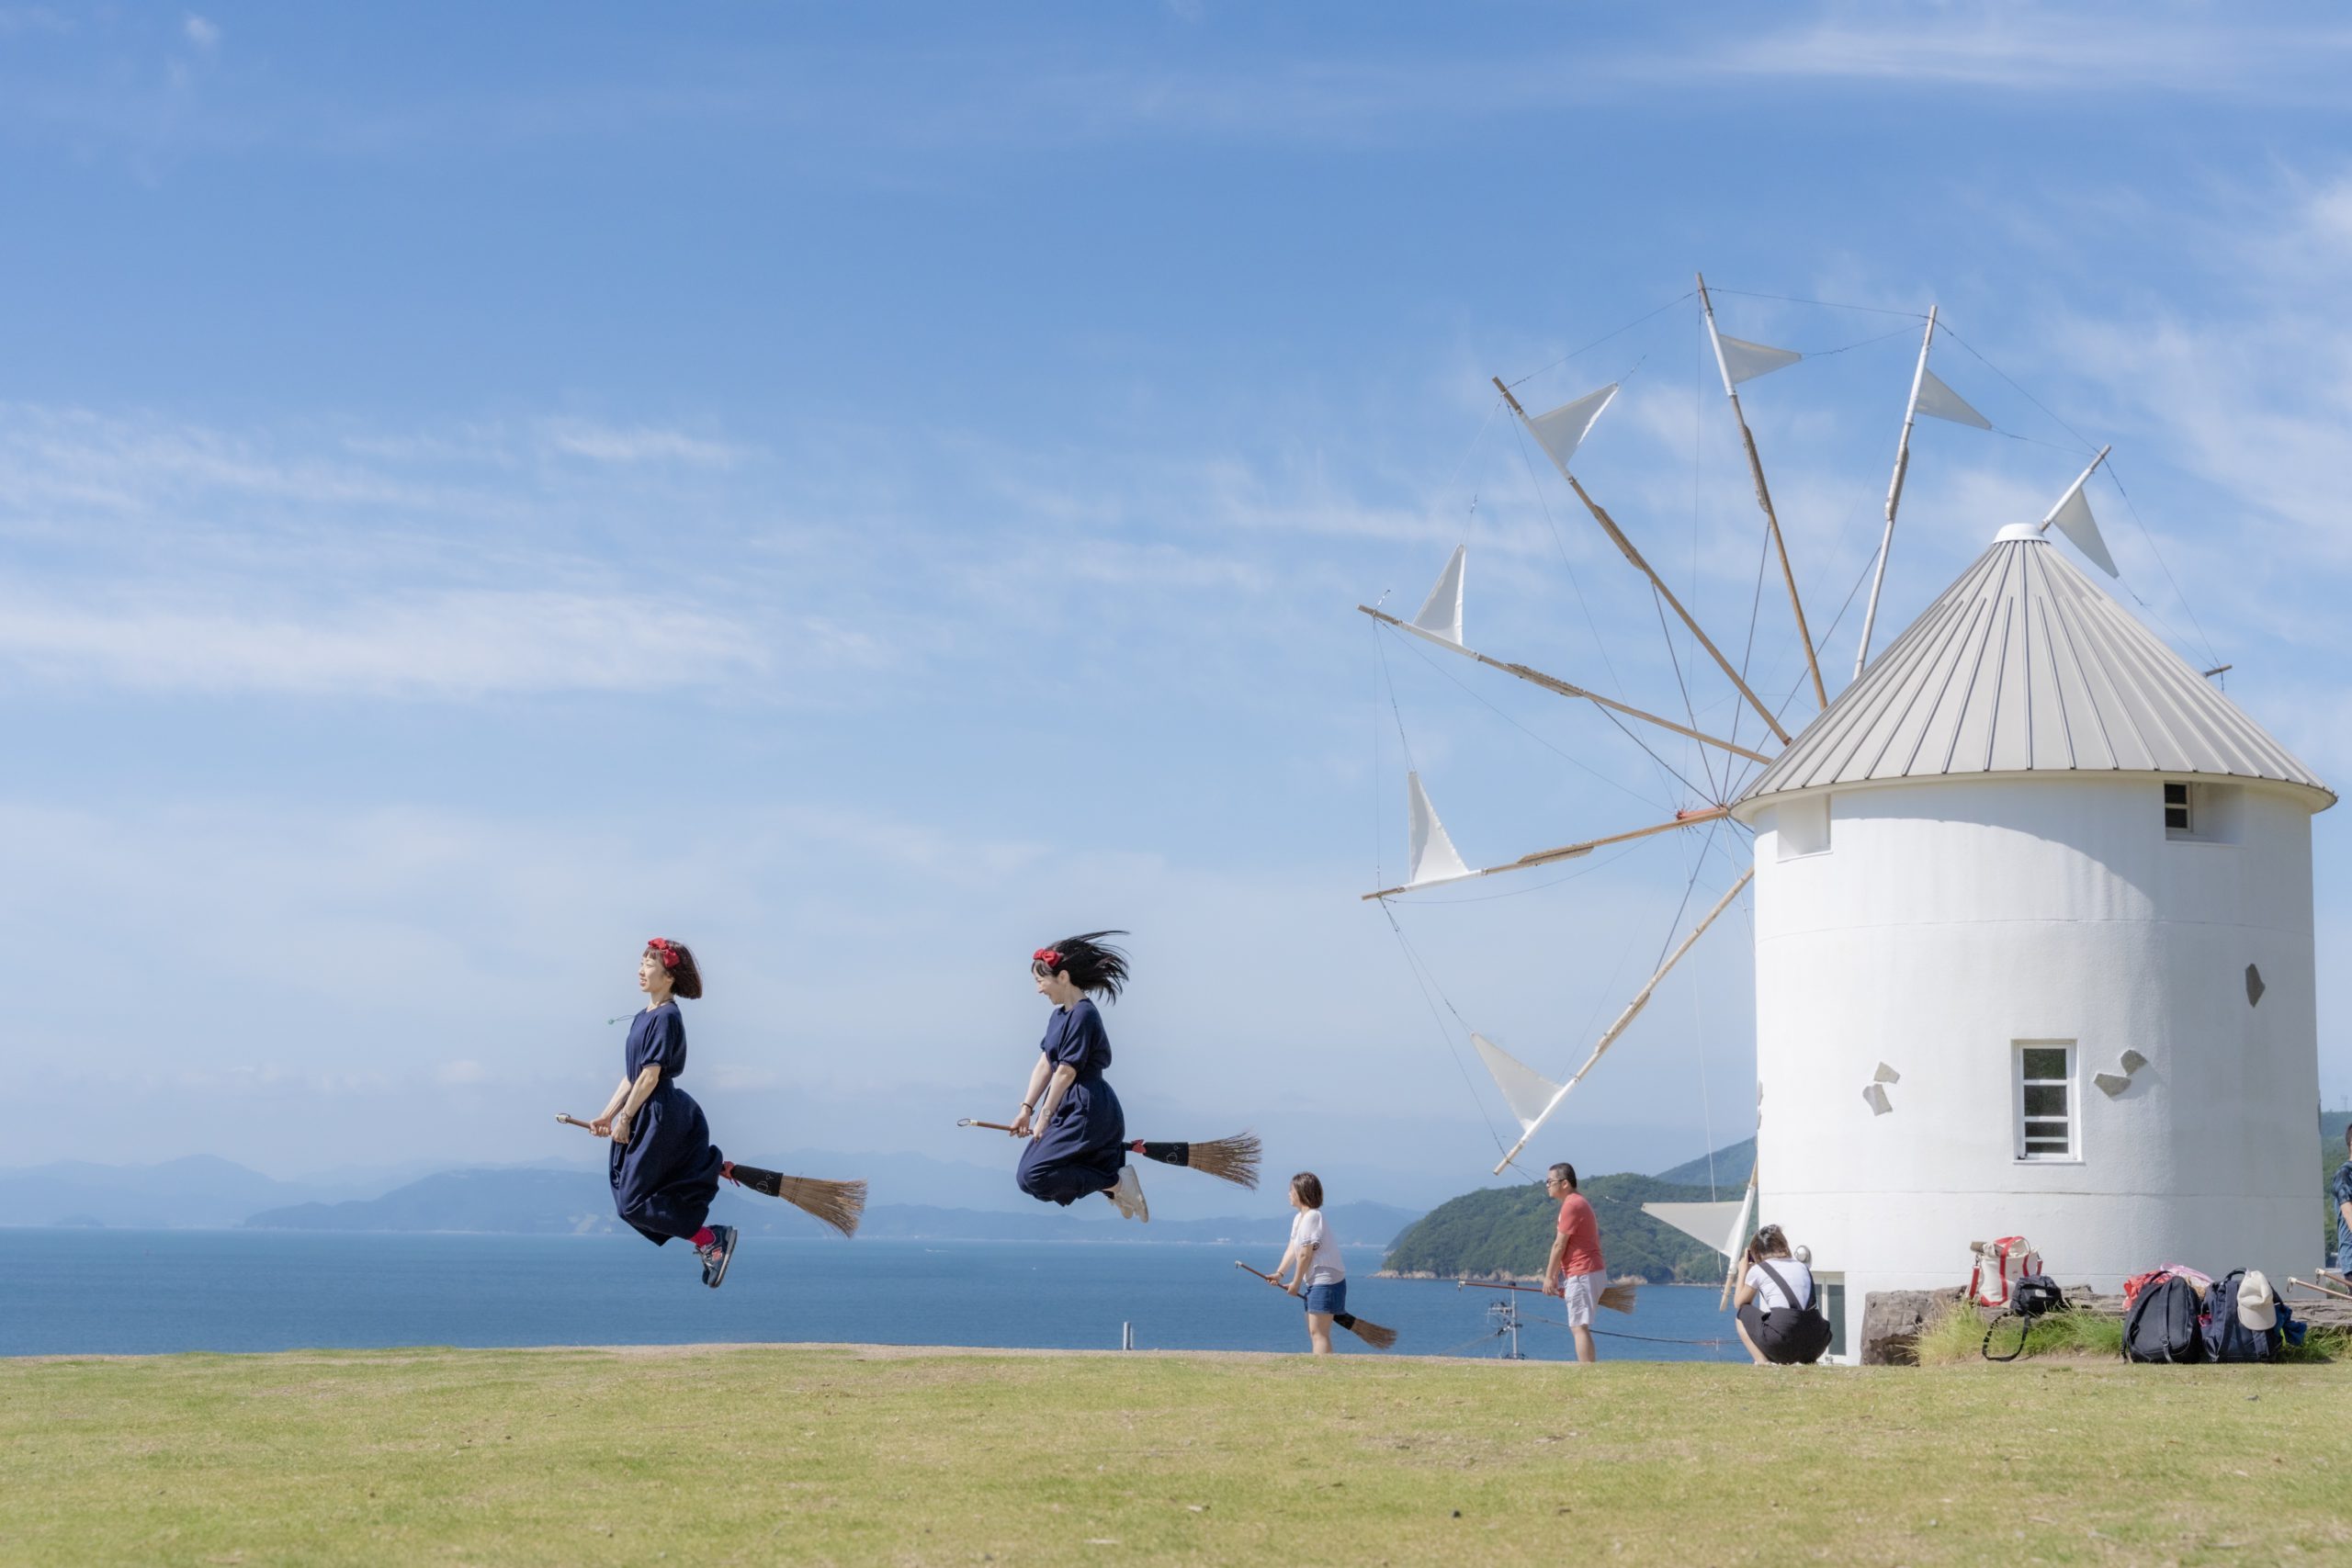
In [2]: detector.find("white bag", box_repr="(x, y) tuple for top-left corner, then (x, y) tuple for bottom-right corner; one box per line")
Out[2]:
(1968, 1235), (2041, 1308)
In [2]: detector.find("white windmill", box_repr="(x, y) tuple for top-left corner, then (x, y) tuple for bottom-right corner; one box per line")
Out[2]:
(1363, 276), (2331, 1359)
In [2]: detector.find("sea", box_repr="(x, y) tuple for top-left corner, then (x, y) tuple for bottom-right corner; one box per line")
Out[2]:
(0, 1231), (1744, 1362)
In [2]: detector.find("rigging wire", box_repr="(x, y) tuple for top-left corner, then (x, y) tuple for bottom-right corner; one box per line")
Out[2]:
(1380, 620), (1690, 815)
(1523, 1314), (1736, 1350)
(1371, 628), (1511, 1158)
(1508, 290), (1695, 389)
(1504, 418), (1711, 807)
(1939, 313), (2222, 671)
(1932, 320), (2100, 456)
(1707, 287), (1928, 321)
(2099, 460), (2225, 673)
(1380, 899), (1512, 1159)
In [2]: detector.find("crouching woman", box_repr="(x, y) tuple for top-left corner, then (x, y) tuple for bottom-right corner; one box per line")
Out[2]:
(1733, 1225), (1833, 1366)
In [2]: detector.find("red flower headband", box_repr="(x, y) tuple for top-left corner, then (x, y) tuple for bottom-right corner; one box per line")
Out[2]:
(1032, 947), (1063, 973)
(647, 938), (682, 970)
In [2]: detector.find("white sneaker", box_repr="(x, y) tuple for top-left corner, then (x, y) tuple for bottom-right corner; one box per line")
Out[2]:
(1106, 1165), (1149, 1223)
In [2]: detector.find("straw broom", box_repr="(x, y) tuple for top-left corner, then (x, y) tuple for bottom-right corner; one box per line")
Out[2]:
(557, 1113), (866, 1238)
(1457, 1277), (1639, 1314)
(2289, 1275), (2352, 1303)
(958, 1120), (1261, 1190)
(1234, 1261), (1397, 1348)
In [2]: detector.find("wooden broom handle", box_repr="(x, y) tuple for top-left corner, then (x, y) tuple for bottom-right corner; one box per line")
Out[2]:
(554, 1113), (597, 1131)
(957, 1118), (1019, 1133)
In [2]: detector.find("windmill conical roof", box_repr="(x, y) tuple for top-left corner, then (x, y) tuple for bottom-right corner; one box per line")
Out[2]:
(1736, 526), (2332, 810)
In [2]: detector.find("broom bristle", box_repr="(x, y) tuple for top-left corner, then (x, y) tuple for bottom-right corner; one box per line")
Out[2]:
(775, 1176), (867, 1238)
(1131, 1132), (1259, 1189)
(726, 1162), (866, 1238)
(1346, 1316), (1398, 1350)
(1599, 1280), (1638, 1314)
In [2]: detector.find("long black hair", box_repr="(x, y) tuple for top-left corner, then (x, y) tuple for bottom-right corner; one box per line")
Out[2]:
(1032, 930), (1131, 1001)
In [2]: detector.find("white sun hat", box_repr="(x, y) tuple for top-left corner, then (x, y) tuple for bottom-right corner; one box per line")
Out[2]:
(2237, 1270), (2278, 1332)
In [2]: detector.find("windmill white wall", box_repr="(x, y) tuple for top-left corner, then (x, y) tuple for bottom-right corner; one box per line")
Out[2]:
(1743, 775), (2317, 1307)
(1731, 528), (2332, 1334)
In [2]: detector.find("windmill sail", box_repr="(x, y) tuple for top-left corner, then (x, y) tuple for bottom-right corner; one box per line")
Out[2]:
(1406, 772), (1470, 886)
(2041, 446), (2119, 577)
(1404, 545), (1465, 647)
(1913, 367), (1990, 428)
(1641, 1201), (1747, 1255)
(1524, 383), (1617, 471)
(1472, 1032), (1566, 1135)
(1713, 333), (1802, 386)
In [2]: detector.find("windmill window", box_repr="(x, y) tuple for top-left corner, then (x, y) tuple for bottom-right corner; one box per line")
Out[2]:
(2163, 782), (2191, 834)
(1776, 795), (1831, 860)
(2014, 1042), (2077, 1162)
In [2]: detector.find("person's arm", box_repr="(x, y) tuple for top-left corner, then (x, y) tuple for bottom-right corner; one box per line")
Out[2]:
(1289, 1238), (1316, 1297)
(608, 1065), (661, 1144)
(1732, 1269), (1759, 1309)
(1542, 1231), (1567, 1294)
(1268, 1240), (1298, 1287)
(1028, 1063), (1079, 1138)
(589, 1078), (631, 1136)
(1010, 1055), (1054, 1137)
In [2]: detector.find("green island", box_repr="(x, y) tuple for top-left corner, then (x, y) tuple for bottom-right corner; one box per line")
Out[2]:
(8, 1344), (2350, 1565)
(1382, 1172), (1732, 1282)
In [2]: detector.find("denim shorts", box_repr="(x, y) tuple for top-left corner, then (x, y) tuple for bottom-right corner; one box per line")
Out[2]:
(1302, 1280), (1347, 1316)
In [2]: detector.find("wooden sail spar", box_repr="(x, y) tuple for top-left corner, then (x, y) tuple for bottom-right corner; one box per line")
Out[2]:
(1857, 307), (1941, 677)
(1694, 272), (1827, 710)
(1490, 378), (1794, 746)
(1356, 602), (1772, 764)
(1363, 805), (1730, 902)
(1486, 867), (1753, 1174)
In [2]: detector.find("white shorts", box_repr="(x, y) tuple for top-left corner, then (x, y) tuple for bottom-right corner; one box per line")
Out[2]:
(1560, 1269), (1611, 1328)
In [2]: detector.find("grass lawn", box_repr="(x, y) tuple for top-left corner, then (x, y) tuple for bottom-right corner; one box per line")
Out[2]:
(6, 1343), (2349, 1566)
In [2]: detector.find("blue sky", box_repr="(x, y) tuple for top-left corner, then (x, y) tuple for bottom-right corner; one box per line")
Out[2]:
(3, 3), (2348, 1214)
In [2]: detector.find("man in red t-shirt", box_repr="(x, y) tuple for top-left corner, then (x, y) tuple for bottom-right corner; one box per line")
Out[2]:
(1540, 1162), (1606, 1364)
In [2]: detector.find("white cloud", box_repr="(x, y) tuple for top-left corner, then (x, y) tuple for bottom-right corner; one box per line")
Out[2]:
(183, 13), (219, 51)
(0, 586), (771, 697)
(1700, 11), (2352, 96)
(537, 420), (750, 467)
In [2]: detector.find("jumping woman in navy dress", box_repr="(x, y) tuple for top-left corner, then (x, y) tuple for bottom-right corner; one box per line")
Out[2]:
(1009, 931), (1148, 1222)
(592, 939), (737, 1287)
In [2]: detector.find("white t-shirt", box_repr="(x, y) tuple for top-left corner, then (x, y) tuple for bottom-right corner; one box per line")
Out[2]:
(1746, 1258), (1814, 1314)
(1289, 1208), (1345, 1285)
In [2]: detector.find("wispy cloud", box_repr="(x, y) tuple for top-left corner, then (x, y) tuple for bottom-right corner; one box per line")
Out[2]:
(537, 419), (752, 467)
(0, 586), (771, 697)
(1700, 10), (2352, 96)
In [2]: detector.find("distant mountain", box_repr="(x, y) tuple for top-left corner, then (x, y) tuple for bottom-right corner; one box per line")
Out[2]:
(1383, 1172), (1727, 1283)
(1651, 1140), (1754, 1190)
(245, 1169), (628, 1235)
(243, 1166), (1423, 1247)
(0, 1156), (316, 1230)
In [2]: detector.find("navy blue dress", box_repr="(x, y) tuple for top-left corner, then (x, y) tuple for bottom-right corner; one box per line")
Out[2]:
(1015, 998), (1127, 1205)
(609, 1001), (724, 1245)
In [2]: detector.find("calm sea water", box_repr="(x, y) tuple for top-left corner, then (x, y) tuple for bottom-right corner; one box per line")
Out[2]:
(0, 1231), (1744, 1362)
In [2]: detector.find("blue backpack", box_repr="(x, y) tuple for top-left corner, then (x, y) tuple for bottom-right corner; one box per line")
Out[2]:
(2201, 1269), (2282, 1363)
(2123, 1274), (2204, 1363)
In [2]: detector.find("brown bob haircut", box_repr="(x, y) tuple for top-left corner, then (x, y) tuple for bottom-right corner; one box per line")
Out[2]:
(1290, 1171), (1324, 1209)
(646, 939), (705, 1000)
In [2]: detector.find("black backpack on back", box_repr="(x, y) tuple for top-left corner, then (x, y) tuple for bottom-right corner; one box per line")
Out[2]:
(2201, 1269), (2279, 1363)
(2123, 1273), (2205, 1363)
(1753, 1259), (1835, 1364)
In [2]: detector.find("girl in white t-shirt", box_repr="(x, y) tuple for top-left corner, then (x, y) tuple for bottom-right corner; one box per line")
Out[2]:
(1264, 1171), (1348, 1354)
(1733, 1224), (1824, 1365)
